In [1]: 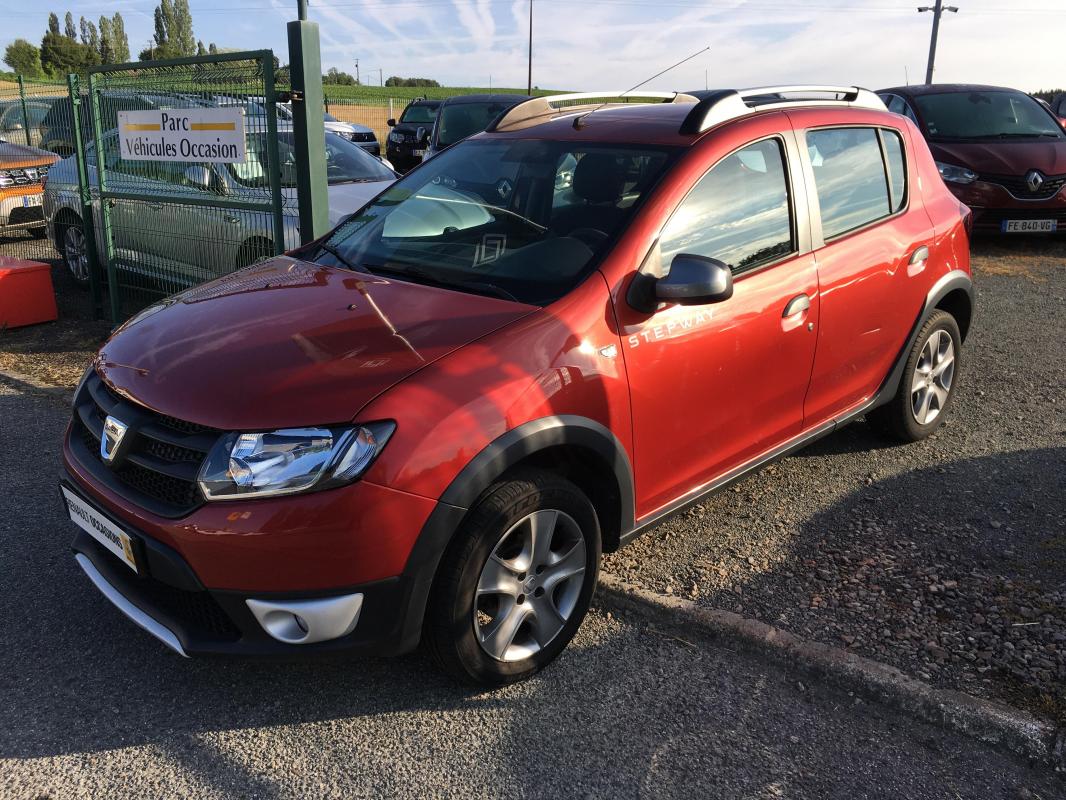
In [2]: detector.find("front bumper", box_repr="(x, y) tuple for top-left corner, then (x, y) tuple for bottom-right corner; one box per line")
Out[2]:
(946, 182), (1066, 233)
(61, 414), (451, 657)
(0, 191), (45, 231)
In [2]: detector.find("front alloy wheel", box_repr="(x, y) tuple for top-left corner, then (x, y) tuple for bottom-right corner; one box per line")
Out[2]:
(425, 469), (600, 685)
(63, 224), (90, 286)
(474, 509), (587, 662)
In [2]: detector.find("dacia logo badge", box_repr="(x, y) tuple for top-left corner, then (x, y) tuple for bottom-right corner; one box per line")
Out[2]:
(101, 415), (129, 464)
(1026, 170), (1045, 192)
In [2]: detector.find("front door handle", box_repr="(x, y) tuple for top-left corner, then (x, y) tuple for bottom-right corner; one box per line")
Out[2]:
(783, 294), (810, 318)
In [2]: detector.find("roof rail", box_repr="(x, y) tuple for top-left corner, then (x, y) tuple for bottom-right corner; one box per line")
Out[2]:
(488, 91), (699, 132)
(679, 85), (886, 135)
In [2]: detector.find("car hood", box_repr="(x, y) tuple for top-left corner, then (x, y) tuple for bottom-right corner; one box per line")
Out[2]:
(326, 179), (394, 225)
(930, 139), (1066, 175)
(96, 256), (536, 430)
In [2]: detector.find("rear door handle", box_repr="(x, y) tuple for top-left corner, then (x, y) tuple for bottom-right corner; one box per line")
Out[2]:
(908, 245), (930, 274)
(783, 294), (810, 317)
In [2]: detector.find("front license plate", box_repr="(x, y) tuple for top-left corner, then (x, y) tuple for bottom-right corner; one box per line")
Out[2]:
(412, 149), (426, 157)
(61, 486), (138, 572)
(1001, 219), (1057, 233)
(22, 194), (42, 208)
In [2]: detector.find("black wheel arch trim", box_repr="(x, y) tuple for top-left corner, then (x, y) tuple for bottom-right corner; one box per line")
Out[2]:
(872, 269), (973, 409)
(395, 415), (636, 652)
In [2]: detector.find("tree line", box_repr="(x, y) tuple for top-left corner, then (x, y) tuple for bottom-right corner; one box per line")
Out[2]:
(3, 1), (221, 79)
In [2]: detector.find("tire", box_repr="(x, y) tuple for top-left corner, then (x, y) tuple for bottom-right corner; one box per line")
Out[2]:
(868, 309), (961, 441)
(424, 469), (601, 686)
(29, 226), (47, 239)
(57, 216), (90, 289)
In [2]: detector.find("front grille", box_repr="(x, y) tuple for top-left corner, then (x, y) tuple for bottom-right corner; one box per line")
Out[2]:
(351, 131), (376, 143)
(0, 164), (49, 189)
(135, 577), (241, 639)
(981, 172), (1066, 200)
(71, 371), (221, 517)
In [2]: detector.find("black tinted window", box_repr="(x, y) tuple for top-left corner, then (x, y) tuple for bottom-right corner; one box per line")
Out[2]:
(882, 129), (907, 212)
(659, 138), (793, 274)
(807, 128), (890, 239)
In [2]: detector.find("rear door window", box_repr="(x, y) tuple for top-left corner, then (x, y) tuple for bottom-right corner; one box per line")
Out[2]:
(806, 128), (893, 239)
(659, 137), (794, 275)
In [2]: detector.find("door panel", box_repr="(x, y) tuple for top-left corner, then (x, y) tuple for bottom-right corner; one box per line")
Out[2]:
(614, 131), (820, 519)
(622, 256), (819, 515)
(800, 125), (934, 427)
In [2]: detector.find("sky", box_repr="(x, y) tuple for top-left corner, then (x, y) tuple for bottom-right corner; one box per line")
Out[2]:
(1, 0), (1063, 92)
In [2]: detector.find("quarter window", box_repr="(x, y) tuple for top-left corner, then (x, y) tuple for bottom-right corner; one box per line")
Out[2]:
(806, 128), (893, 239)
(659, 138), (794, 275)
(882, 129), (907, 212)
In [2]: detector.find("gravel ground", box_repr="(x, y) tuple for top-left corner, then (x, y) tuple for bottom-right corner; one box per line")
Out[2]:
(1, 383), (1062, 799)
(0, 234), (110, 388)
(605, 237), (1066, 722)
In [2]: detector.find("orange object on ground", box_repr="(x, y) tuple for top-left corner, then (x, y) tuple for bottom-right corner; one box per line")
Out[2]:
(0, 256), (58, 328)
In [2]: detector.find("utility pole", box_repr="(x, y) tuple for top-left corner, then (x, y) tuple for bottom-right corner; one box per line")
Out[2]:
(354, 58), (359, 85)
(376, 68), (383, 87)
(918, 1), (958, 85)
(527, 0), (533, 95)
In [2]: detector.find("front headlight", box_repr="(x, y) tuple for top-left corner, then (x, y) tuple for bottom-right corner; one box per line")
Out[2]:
(935, 161), (977, 185)
(389, 131), (404, 143)
(198, 422), (394, 500)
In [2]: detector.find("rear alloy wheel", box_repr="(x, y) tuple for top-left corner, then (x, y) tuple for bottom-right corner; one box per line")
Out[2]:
(868, 309), (962, 441)
(425, 469), (600, 685)
(62, 224), (90, 287)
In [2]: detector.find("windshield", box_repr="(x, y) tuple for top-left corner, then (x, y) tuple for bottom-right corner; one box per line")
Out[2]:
(400, 103), (438, 124)
(310, 139), (675, 305)
(228, 131), (395, 187)
(914, 90), (1064, 140)
(436, 102), (516, 148)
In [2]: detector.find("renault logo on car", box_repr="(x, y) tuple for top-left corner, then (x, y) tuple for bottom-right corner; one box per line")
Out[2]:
(100, 416), (129, 464)
(1026, 170), (1045, 192)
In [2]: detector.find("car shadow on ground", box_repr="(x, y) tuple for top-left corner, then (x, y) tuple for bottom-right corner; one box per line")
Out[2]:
(707, 442), (1066, 721)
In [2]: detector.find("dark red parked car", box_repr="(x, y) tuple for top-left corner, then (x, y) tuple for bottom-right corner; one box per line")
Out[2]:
(878, 84), (1066, 234)
(61, 86), (973, 685)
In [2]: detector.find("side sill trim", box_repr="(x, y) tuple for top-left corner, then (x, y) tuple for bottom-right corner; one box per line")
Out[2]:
(74, 552), (189, 658)
(619, 397), (876, 546)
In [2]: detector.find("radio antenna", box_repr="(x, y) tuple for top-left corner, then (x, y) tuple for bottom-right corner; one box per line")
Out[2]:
(573, 46), (709, 129)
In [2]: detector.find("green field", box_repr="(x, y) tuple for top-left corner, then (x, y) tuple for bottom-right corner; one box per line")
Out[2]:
(322, 85), (563, 102)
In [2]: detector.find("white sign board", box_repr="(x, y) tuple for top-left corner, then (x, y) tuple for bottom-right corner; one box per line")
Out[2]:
(118, 108), (247, 163)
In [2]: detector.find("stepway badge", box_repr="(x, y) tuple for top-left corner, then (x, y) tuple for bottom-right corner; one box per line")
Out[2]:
(118, 107), (247, 163)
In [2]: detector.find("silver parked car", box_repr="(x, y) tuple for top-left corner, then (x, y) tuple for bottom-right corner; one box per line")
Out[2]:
(44, 128), (395, 289)
(277, 103), (381, 156)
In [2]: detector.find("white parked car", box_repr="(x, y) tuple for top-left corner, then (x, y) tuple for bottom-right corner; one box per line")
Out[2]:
(44, 128), (395, 289)
(276, 103), (382, 157)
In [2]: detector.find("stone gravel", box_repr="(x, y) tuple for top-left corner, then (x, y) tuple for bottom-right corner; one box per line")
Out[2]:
(605, 238), (1066, 722)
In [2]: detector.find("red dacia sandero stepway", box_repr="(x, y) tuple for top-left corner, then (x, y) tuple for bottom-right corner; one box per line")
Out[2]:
(62, 86), (973, 685)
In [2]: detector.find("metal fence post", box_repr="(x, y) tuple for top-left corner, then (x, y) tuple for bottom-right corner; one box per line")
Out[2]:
(86, 72), (121, 323)
(17, 75), (32, 147)
(287, 19), (329, 244)
(261, 54), (286, 257)
(67, 73), (104, 317)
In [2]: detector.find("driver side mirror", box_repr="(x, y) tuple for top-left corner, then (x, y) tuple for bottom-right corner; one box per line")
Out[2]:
(387, 118), (396, 127)
(628, 254), (733, 314)
(415, 126), (429, 145)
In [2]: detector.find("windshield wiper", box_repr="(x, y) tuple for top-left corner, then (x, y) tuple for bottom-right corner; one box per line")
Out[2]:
(314, 241), (365, 273)
(370, 263), (519, 302)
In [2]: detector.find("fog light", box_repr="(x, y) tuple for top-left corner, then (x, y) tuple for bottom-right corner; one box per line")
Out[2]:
(246, 593), (363, 645)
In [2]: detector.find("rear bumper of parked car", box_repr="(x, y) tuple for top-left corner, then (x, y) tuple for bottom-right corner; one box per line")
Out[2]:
(946, 181), (1066, 233)
(61, 428), (445, 658)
